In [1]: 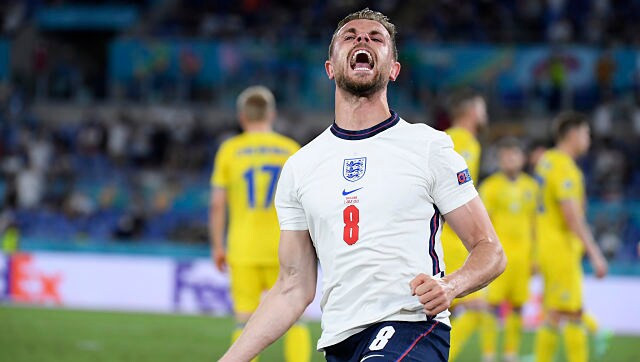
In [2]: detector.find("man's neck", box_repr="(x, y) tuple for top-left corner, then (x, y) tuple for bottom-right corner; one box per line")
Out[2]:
(334, 87), (391, 130)
(556, 142), (578, 160)
(504, 170), (520, 181)
(243, 123), (272, 133)
(452, 118), (476, 136)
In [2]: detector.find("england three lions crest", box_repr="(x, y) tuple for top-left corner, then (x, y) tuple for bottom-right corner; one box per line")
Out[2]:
(343, 157), (367, 182)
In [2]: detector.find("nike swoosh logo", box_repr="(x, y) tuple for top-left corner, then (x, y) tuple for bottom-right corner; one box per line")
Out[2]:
(360, 355), (385, 362)
(342, 187), (363, 196)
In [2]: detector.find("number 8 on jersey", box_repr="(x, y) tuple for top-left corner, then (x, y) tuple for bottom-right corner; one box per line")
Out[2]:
(343, 205), (360, 245)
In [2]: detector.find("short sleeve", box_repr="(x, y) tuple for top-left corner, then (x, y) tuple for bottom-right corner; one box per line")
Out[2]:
(551, 168), (582, 202)
(211, 141), (230, 188)
(428, 136), (479, 214)
(275, 159), (308, 230)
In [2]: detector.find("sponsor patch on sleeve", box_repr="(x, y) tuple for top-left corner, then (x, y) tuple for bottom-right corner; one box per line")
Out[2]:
(457, 168), (472, 185)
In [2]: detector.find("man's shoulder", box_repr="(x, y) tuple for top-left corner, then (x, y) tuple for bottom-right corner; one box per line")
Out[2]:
(220, 132), (300, 157)
(542, 150), (573, 167)
(545, 155), (580, 181)
(213, 135), (240, 163)
(445, 127), (479, 152)
(395, 120), (452, 147)
(398, 119), (444, 136)
(270, 132), (300, 150)
(217, 133), (255, 153)
(537, 151), (559, 173)
(445, 126), (472, 142)
(217, 133), (240, 148)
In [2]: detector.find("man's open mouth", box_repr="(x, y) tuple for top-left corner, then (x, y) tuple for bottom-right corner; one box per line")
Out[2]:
(350, 49), (374, 71)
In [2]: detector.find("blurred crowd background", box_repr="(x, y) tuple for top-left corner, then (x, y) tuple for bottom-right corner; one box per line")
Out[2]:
(0, 0), (639, 265)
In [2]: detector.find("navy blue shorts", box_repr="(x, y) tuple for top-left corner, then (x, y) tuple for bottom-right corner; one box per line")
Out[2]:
(324, 320), (450, 362)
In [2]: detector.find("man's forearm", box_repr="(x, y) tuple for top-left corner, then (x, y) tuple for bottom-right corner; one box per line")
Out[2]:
(573, 218), (602, 261)
(220, 280), (311, 361)
(211, 212), (225, 250)
(221, 229), (317, 360)
(562, 201), (603, 261)
(441, 197), (506, 299)
(444, 238), (506, 298)
(210, 202), (226, 250)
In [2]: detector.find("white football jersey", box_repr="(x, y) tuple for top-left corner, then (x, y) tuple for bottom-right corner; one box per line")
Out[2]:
(275, 111), (478, 350)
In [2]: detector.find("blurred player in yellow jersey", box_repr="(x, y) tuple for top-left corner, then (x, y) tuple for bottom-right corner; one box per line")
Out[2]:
(209, 86), (310, 362)
(534, 112), (608, 362)
(479, 138), (538, 362)
(442, 89), (488, 361)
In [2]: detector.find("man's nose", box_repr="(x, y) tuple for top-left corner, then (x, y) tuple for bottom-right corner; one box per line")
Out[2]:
(356, 33), (370, 43)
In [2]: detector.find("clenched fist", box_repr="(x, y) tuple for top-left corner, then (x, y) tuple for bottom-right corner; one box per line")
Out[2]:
(409, 273), (456, 317)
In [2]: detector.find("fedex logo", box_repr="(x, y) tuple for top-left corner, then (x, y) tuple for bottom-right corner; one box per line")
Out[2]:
(9, 253), (63, 305)
(173, 261), (232, 314)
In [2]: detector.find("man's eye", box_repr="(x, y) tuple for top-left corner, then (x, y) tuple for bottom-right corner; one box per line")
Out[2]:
(373, 38), (382, 42)
(345, 36), (355, 40)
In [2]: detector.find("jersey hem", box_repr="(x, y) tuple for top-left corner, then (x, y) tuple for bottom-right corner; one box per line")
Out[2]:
(316, 309), (451, 351)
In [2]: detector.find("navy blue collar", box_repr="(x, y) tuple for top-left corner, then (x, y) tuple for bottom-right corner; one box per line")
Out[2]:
(330, 110), (399, 140)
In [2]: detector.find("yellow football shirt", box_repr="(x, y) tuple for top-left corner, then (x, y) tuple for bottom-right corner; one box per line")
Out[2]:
(442, 127), (481, 275)
(444, 127), (480, 182)
(211, 132), (300, 266)
(535, 149), (585, 257)
(481, 172), (538, 306)
(479, 172), (538, 254)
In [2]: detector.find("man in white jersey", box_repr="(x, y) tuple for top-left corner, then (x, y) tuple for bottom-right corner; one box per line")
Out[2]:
(220, 8), (506, 362)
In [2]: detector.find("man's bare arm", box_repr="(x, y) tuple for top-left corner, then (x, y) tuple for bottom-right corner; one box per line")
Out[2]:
(411, 196), (506, 315)
(560, 200), (607, 278)
(219, 230), (317, 362)
(209, 188), (227, 271)
(442, 196), (506, 296)
(531, 209), (539, 274)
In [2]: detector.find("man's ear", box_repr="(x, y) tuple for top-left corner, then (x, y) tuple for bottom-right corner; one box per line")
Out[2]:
(389, 61), (401, 81)
(325, 60), (335, 80)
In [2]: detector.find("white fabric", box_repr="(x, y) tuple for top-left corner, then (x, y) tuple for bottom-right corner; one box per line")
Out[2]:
(275, 118), (478, 350)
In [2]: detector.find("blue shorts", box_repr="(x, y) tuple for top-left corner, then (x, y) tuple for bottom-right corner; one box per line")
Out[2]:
(324, 320), (450, 362)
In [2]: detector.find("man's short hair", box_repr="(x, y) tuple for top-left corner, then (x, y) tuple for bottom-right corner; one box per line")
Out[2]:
(551, 111), (589, 142)
(236, 85), (275, 122)
(328, 8), (398, 61)
(445, 88), (483, 120)
(496, 136), (523, 151)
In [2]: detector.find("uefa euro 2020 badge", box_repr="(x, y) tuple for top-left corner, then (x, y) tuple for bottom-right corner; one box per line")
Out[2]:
(343, 157), (366, 182)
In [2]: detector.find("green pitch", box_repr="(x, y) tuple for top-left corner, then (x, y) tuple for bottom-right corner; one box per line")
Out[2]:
(1, 305), (639, 362)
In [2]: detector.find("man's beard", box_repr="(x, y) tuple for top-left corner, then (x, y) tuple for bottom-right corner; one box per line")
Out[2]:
(335, 68), (388, 98)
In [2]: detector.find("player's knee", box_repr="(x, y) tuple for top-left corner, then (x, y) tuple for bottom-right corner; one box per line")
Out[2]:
(543, 311), (562, 327)
(545, 309), (582, 327)
(564, 310), (583, 324)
